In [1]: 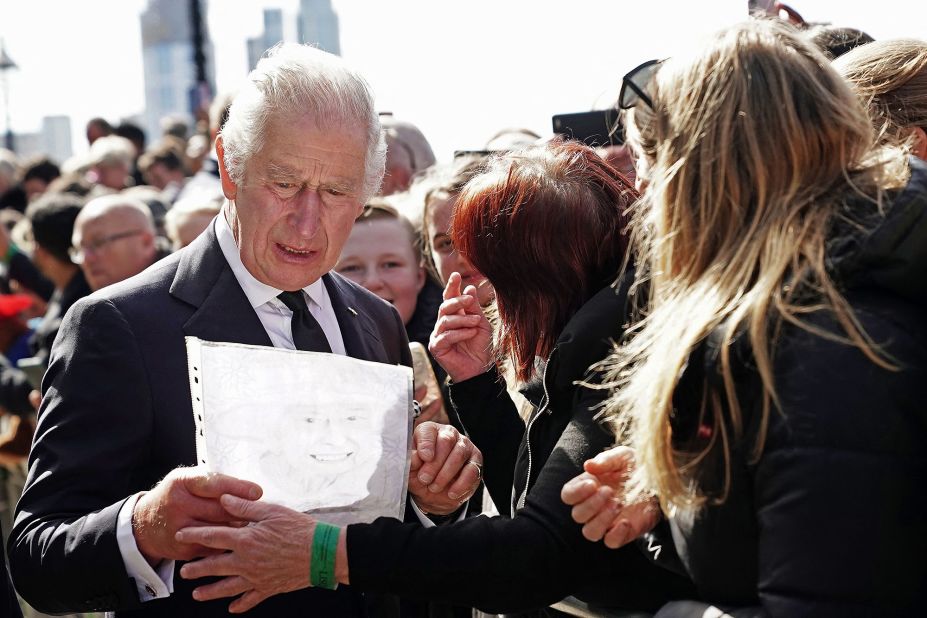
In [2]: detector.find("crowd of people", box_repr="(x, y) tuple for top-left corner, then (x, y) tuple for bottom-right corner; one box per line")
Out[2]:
(0, 5), (923, 618)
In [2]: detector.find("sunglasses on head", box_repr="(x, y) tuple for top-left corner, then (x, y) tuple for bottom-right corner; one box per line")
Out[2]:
(619, 59), (665, 111)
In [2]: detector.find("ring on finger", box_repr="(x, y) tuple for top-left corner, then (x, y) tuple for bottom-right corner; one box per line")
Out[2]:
(465, 459), (483, 484)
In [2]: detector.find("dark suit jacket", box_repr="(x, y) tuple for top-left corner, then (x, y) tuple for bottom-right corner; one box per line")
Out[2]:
(1, 522), (22, 618)
(8, 224), (411, 616)
(28, 268), (91, 365)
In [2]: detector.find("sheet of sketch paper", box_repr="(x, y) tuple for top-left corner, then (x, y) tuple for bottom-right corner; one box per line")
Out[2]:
(186, 337), (413, 525)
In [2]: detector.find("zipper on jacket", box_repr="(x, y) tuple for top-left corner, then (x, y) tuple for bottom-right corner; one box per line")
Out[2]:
(514, 347), (557, 514)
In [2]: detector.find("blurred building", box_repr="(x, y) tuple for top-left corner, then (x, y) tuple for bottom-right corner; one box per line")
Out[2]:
(298, 0), (341, 56)
(247, 8), (285, 70)
(13, 115), (72, 163)
(140, 0), (216, 144)
(41, 116), (73, 163)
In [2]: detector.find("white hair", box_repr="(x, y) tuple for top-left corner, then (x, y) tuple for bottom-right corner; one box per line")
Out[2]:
(220, 43), (386, 201)
(164, 193), (222, 240)
(89, 135), (136, 168)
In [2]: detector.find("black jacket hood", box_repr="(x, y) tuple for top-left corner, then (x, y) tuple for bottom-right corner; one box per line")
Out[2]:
(831, 156), (927, 308)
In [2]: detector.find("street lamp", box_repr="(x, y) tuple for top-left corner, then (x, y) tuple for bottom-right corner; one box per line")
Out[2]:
(0, 40), (18, 152)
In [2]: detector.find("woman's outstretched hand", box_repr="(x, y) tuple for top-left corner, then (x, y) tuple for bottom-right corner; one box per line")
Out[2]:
(429, 272), (494, 383)
(561, 446), (661, 549)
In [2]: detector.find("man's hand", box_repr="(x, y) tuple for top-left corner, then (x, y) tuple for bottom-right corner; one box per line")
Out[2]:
(429, 272), (493, 383)
(132, 467), (263, 565)
(177, 496), (316, 613)
(561, 446), (661, 549)
(408, 421), (482, 515)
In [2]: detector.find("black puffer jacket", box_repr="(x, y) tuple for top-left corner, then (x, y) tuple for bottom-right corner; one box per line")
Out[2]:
(648, 158), (927, 617)
(348, 274), (695, 614)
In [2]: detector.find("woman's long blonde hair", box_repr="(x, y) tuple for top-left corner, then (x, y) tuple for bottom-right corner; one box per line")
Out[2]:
(606, 19), (909, 512)
(834, 38), (927, 152)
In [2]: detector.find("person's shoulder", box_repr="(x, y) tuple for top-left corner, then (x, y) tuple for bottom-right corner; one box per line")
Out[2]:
(767, 300), (926, 456)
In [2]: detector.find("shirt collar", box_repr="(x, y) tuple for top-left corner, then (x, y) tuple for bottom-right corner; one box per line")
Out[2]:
(215, 212), (328, 310)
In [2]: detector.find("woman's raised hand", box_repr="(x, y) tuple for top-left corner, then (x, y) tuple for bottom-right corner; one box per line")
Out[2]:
(428, 272), (494, 383)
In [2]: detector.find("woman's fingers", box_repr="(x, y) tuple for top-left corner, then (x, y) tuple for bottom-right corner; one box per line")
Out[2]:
(570, 485), (615, 525)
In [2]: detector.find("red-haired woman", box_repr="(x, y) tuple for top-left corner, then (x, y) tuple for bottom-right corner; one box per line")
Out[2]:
(177, 139), (695, 614)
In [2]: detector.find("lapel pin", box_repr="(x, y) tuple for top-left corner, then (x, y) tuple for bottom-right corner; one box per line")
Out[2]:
(347, 307), (358, 316)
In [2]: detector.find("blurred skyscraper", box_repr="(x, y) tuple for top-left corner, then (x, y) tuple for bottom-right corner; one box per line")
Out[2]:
(41, 116), (72, 163)
(140, 0), (216, 144)
(13, 116), (72, 163)
(298, 0), (341, 56)
(247, 8), (285, 70)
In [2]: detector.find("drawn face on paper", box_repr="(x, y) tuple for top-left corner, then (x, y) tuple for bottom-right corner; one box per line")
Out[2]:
(281, 404), (375, 473)
(267, 393), (385, 502)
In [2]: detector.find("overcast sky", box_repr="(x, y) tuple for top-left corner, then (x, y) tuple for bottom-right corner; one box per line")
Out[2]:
(0, 0), (924, 162)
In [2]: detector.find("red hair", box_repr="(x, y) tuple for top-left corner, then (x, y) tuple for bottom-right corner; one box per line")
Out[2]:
(451, 139), (637, 381)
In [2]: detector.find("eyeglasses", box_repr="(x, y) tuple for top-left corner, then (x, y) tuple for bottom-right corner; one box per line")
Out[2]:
(619, 59), (664, 111)
(69, 229), (144, 264)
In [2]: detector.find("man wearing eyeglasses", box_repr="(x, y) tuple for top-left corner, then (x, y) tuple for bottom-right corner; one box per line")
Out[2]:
(71, 195), (165, 292)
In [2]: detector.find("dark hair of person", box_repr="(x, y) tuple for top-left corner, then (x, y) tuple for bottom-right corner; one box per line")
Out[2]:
(86, 117), (113, 138)
(138, 140), (188, 174)
(451, 139), (637, 381)
(115, 122), (147, 155)
(22, 157), (61, 185)
(806, 25), (874, 59)
(25, 193), (85, 264)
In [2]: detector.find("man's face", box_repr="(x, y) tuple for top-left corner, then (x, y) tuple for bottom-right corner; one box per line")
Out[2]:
(22, 178), (49, 203)
(379, 144), (413, 196)
(72, 210), (155, 291)
(218, 114), (368, 291)
(143, 162), (174, 190)
(95, 162), (130, 190)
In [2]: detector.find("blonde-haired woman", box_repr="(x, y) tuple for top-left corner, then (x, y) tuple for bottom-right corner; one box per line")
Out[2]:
(834, 38), (927, 159)
(563, 19), (927, 616)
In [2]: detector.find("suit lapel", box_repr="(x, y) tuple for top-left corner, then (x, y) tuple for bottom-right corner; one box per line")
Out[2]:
(323, 272), (384, 361)
(170, 223), (272, 347)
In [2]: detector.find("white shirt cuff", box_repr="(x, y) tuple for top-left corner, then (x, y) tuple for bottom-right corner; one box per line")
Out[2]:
(116, 492), (175, 601)
(409, 498), (468, 528)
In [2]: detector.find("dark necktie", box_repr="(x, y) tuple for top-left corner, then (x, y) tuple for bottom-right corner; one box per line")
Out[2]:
(277, 290), (333, 353)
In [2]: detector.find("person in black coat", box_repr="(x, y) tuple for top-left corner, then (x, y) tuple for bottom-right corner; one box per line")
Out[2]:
(8, 43), (479, 617)
(564, 19), (927, 617)
(177, 139), (696, 614)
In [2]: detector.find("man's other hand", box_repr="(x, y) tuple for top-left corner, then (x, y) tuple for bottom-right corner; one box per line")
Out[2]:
(177, 496), (316, 613)
(408, 421), (482, 516)
(132, 467), (263, 565)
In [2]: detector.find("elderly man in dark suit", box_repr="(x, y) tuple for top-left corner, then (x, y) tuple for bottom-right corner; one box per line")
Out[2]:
(8, 44), (481, 617)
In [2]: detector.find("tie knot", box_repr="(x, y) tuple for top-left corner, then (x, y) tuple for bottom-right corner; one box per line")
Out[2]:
(277, 290), (308, 314)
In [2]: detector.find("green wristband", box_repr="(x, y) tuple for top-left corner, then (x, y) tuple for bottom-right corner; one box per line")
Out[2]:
(310, 522), (340, 590)
(4, 243), (17, 265)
